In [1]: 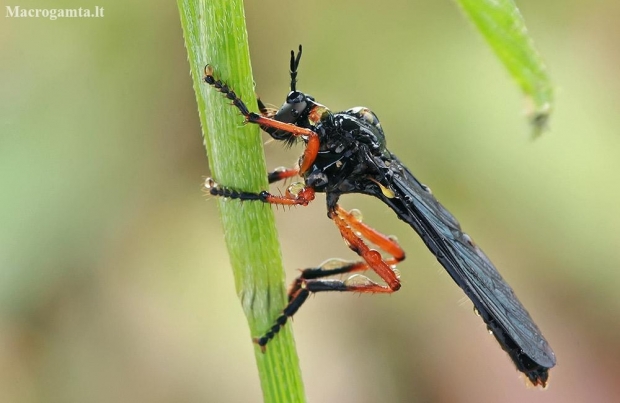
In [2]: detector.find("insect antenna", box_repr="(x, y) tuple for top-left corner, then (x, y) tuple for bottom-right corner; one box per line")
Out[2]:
(290, 45), (303, 92)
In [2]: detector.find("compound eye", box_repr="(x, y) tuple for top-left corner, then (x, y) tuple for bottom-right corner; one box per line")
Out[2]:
(275, 99), (307, 123)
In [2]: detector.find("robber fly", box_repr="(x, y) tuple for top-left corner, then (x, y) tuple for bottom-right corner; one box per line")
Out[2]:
(203, 45), (556, 387)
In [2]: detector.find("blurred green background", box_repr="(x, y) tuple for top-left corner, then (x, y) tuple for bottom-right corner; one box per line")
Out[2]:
(2, 0), (620, 402)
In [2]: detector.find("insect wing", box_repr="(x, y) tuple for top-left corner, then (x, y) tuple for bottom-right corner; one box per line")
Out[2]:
(386, 161), (556, 370)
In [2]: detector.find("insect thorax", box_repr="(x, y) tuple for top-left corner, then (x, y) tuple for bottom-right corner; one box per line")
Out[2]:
(303, 107), (389, 193)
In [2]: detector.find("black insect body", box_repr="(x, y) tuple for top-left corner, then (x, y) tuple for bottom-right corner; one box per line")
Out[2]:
(203, 46), (556, 387)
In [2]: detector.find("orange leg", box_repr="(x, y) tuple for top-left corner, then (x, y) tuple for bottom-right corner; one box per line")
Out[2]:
(331, 206), (403, 292)
(254, 206), (406, 350)
(335, 206), (405, 264)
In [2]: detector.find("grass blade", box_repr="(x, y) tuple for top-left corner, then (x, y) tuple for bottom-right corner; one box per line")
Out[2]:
(456, 0), (553, 135)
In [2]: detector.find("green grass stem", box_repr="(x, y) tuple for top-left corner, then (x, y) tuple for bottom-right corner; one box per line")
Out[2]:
(178, 1), (306, 401)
